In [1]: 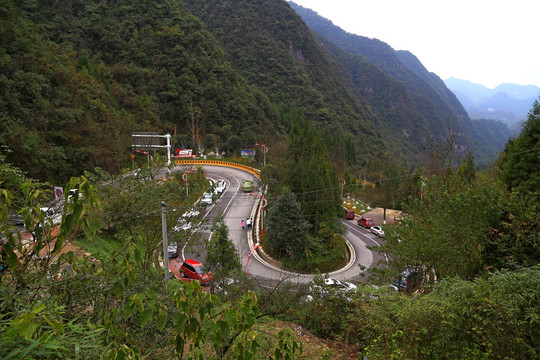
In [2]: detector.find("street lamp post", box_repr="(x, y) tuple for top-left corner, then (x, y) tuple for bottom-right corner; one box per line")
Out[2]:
(182, 168), (196, 197)
(249, 192), (268, 237)
(161, 201), (170, 288)
(256, 142), (268, 167)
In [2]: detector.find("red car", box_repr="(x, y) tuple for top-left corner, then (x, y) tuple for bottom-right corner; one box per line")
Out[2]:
(180, 259), (214, 284)
(345, 209), (355, 220)
(357, 217), (375, 229)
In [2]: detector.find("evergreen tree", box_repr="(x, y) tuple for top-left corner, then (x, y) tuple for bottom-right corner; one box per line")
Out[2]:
(265, 189), (311, 259)
(206, 216), (241, 274)
(498, 98), (540, 193)
(281, 112), (340, 232)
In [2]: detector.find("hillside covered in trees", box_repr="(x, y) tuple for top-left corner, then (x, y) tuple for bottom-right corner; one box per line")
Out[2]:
(288, 1), (512, 167)
(1, 0), (509, 185)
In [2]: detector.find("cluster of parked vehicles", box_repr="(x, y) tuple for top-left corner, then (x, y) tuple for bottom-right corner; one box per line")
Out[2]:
(346, 209), (385, 237)
(167, 179), (230, 285)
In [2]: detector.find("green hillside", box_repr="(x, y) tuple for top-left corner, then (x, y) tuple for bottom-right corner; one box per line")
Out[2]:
(1, 0), (509, 184)
(1, 0), (280, 183)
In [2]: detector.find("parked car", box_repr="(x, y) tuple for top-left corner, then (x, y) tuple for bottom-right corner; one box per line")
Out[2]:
(391, 268), (423, 292)
(167, 242), (179, 258)
(6, 213), (24, 226)
(345, 209), (355, 220)
(180, 259), (213, 284)
(40, 207), (62, 225)
(173, 220), (192, 232)
(307, 278), (358, 301)
(214, 179), (226, 194)
(357, 217), (375, 228)
(182, 208), (200, 218)
(370, 225), (385, 237)
(201, 193), (213, 205)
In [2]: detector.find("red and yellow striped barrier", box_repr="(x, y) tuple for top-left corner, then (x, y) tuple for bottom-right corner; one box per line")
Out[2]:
(173, 159), (261, 178)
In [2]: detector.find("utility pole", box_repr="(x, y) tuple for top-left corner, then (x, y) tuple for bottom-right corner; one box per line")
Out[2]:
(161, 201), (170, 288)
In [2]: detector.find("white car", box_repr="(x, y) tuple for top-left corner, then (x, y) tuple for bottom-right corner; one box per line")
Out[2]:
(182, 209), (200, 218)
(214, 179), (226, 194)
(201, 193), (213, 205)
(370, 225), (385, 237)
(173, 221), (192, 232)
(306, 278), (358, 301)
(40, 207), (62, 225)
(323, 278), (358, 291)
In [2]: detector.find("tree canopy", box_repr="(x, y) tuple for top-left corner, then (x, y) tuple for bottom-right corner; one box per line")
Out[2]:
(498, 98), (540, 193)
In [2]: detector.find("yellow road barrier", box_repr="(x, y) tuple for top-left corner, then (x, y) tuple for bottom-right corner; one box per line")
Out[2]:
(174, 159), (261, 178)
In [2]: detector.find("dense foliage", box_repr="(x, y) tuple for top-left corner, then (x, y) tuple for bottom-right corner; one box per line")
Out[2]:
(2, 0), (511, 187)
(264, 113), (346, 272)
(349, 268), (540, 359)
(290, 1), (512, 166)
(2, 0), (539, 357)
(205, 215), (241, 274)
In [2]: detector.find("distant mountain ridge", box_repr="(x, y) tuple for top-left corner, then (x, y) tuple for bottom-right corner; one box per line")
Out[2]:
(288, 1), (512, 166)
(2, 0), (519, 183)
(444, 77), (540, 127)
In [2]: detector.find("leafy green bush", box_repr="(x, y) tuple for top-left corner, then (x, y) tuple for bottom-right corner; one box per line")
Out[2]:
(347, 268), (540, 359)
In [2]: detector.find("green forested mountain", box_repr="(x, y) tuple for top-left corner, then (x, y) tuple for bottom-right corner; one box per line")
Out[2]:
(1, 0), (280, 183)
(1, 0), (508, 184)
(182, 0), (386, 162)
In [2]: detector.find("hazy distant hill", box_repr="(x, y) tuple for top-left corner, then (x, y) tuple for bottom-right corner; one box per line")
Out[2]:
(288, 3), (470, 126)
(445, 78), (540, 127)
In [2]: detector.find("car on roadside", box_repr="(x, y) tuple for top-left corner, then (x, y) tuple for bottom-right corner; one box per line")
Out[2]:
(167, 242), (179, 258)
(391, 268), (423, 292)
(357, 217), (375, 229)
(173, 220), (192, 232)
(201, 193), (213, 205)
(306, 278), (358, 301)
(180, 259), (213, 284)
(40, 206), (62, 225)
(370, 225), (385, 237)
(6, 213), (24, 226)
(345, 209), (355, 220)
(214, 179), (226, 194)
(182, 208), (200, 219)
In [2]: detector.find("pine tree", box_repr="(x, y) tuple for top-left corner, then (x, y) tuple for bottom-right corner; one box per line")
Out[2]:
(498, 99), (540, 193)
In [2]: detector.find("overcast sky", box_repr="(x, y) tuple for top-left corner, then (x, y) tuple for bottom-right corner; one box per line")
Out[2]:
(289, 0), (540, 88)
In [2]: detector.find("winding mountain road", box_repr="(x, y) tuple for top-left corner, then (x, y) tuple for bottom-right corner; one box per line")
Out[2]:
(173, 164), (385, 284)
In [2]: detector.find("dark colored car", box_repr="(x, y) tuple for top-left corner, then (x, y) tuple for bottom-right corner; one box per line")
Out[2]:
(357, 217), (375, 228)
(180, 259), (214, 284)
(345, 209), (355, 220)
(391, 268), (423, 292)
(167, 242), (179, 258)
